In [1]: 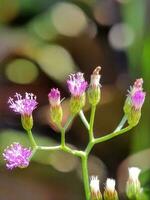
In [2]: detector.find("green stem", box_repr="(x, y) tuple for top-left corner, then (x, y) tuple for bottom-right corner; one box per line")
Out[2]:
(94, 125), (133, 144)
(63, 115), (75, 131)
(60, 128), (65, 147)
(89, 105), (96, 141)
(79, 110), (90, 130)
(114, 115), (127, 132)
(37, 145), (61, 151)
(81, 155), (91, 200)
(27, 130), (37, 148)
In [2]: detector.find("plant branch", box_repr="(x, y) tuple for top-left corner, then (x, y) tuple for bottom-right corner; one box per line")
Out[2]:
(79, 110), (90, 130)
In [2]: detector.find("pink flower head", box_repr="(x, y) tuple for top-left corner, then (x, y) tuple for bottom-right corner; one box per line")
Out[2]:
(48, 88), (61, 107)
(128, 78), (146, 110)
(3, 143), (32, 170)
(67, 72), (88, 97)
(8, 93), (38, 116)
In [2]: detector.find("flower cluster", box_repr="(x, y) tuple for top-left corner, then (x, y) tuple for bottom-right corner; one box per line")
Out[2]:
(3, 143), (31, 170)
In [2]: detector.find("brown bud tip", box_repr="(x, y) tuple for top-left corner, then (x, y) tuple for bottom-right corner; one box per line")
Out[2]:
(93, 66), (101, 75)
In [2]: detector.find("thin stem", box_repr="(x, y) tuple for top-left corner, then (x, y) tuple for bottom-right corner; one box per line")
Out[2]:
(94, 125), (133, 144)
(79, 110), (90, 130)
(63, 115), (75, 131)
(114, 115), (127, 132)
(37, 145), (61, 151)
(89, 105), (96, 141)
(81, 155), (91, 200)
(27, 130), (37, 148)
(61, 128), (65, 147)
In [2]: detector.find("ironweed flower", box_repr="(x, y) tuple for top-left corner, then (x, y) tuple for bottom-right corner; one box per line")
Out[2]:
(126, 167), (141, 199)
(124, 78), (146, 126)
(104, 178), (118, 200)
(48, 88), (63, 126)
(67, 72), (88, 114)
(88, 66), (101, 106)
(90, 176), (102, 200)
(3, 143), (32, 170)
(8, 93), (38, 131)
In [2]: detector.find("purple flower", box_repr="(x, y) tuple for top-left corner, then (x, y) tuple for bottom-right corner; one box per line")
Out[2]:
(131, 90), (146, 110)
(3, 143), (32, 170)
(8, 93), (38, 116)
(128, 78), (146, 110)
(67, 72), (88, 97)
(48, 88), (61, 107)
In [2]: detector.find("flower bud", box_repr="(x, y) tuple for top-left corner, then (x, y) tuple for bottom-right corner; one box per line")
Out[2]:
(48, 88), (63, 126)
(90, 176), (102, 200)
(104, 178), (118, 200)
(67, 72), (88, 115)
(123, 78), (146, 126)
(21, 115), (33, 131)
(126, 167), (141, 199)
(88, 66), (101, 106)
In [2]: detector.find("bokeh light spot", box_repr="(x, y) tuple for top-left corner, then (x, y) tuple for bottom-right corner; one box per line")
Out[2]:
(51, 2), (87, 37)
(5, 58), (39, 84)
(108, 23), (134, 50)
(37, 45), (76, 83)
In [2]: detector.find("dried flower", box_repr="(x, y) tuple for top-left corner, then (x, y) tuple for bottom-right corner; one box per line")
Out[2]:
(8, 93), (38, 131)
(48, 88), (63, 126)
(126, 167), (141, 199)
(3, 143), (32, 170)
(88, 66), (101, 106)
(90, 176), (102, 200)
(124, 78), (146, 126)
(104, 178), (118, 200)
(67, 72), (88, 114)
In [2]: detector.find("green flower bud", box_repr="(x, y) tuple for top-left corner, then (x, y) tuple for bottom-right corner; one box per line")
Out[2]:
(21, 115), (33, 131)
(50, 106), (63, 126)
(70, 94), (85, 115)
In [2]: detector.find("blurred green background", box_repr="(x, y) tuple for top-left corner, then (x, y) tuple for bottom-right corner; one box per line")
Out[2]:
(0, 0), (150, 199)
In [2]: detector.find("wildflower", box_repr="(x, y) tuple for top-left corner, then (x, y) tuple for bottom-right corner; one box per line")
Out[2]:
(90, 176), (102, 200)
(88, 66), (101, 106)
(126, 167), (141, 199)
(48, 88), (63, 126)
(123, 78), (146, 126)
(104, 178), (118, 200)
(67, 72), (88, 114)
(3, 143), (32, 170)
(8, 93), (38, 131)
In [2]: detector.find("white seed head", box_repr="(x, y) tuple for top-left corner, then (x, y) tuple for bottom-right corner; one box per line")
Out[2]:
(90, 176), (100, 194)
(128, 167), (141, 182)
(106, 178), (116, 192)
